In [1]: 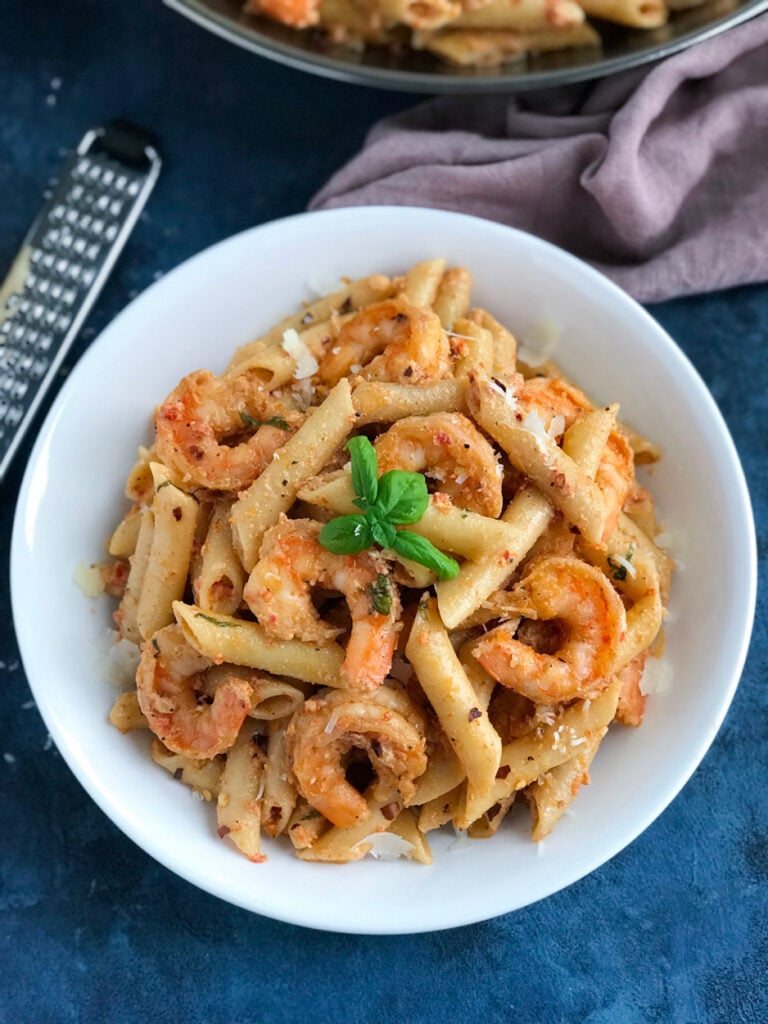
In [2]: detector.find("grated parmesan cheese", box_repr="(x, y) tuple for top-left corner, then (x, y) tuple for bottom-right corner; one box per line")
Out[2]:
(281, 328), (319, 380)
(324, 710), (341, 735)
(73, 562), (104, 598)
(548, 414), (566, 440)
(640, 660), (674, 696)
(100, 631), (142, 691)
(611, 553), (637, 579)
(355, 832), (415, 860)
(518, 318), (563, 367)
(489, 378), (519, 412)
(521, 410), (549, 442)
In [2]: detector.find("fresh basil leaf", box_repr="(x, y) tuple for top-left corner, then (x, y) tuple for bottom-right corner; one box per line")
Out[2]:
(370, 518), (397, 550)
(367, 574), (392, 615)
(393, 530), (460, 580)
(376, 470), (429, 525)
(346, 435), (379, 508)
(319, 514), (372, 555)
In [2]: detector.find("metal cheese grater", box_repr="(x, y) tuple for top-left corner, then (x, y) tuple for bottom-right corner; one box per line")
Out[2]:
(0, 121), (161, 481)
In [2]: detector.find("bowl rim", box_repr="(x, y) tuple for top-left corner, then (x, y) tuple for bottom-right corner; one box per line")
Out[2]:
(10, 206), (758, 932)
(163, 0), (768, 94)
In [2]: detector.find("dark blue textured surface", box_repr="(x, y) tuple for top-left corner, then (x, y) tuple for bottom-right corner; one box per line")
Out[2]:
(1, 2), (765, 1021)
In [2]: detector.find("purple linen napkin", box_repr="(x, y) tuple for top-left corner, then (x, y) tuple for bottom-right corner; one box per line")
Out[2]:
(311, 15), (768, 302)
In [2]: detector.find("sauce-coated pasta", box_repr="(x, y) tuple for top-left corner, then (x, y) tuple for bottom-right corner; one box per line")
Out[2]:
(100, 260), (672, 864)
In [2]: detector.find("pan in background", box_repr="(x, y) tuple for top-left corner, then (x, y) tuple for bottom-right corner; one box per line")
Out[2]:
(164, 0), (767, 92)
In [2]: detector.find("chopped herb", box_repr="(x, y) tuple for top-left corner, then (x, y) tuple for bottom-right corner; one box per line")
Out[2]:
(152, 637), (160, 653)
(367, 574), (392, 615)
(195, 612), (240, 628)
(607, 557), (625, 580)
(239, 411), (290, 431)
(607, 542), (636, 581)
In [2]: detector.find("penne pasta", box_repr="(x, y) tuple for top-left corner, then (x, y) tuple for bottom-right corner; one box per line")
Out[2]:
(173, 601), (346, 685)
(216, 725), (267, 862)
(231, 378), (356, 571)
(352, 379), (465, 425)
(406, 598), (502, 829)
(415, 23), (601, 67)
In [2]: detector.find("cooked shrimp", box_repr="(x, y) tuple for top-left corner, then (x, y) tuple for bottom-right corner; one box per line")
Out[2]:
(317, 296), (450, 386)
(136, 624), (253, 759)
(513, 375), (590, 431)
(244, 517), (401, 691)
(512, 375), (634, 541)
(248, 0), (320, 27)
(375, 412), (503, 518)
(595, 429), (634, 540)
(286, 686), (427, 828)
(155, 369), (302, 491)
(473, 556), (626, 704)
(615, 651), (648, 727)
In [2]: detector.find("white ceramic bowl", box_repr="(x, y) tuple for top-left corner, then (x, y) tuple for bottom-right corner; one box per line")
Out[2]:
(11, 207), (756, 934)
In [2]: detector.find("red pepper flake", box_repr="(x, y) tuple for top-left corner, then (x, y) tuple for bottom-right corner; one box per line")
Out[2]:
(173, 767), (184, 780)
(403, 365), (413, 377)
(434, 430), (451, 445)
(217, 825), (231, 838)
(268, 805), (282, 824)
(189, 445), (204, 461)
(468, 707), (482, 722)
(551, 472), (566, 489)
(381, 801), (400, 821)
(172, 507), (182, 521)
(496, 765), (511, 780)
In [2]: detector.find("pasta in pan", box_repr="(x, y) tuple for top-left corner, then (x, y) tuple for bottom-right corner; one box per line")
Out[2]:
(100, 259), (672, 864)
(239, 0), (716, 68)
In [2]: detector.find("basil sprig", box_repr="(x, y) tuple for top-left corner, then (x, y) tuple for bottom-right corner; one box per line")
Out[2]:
(319, 436), (459, 580)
